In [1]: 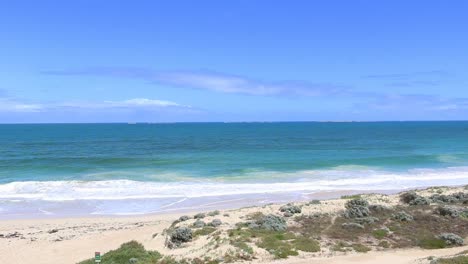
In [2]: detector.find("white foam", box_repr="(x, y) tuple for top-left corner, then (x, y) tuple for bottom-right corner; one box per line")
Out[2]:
(0, 166), (467, 201)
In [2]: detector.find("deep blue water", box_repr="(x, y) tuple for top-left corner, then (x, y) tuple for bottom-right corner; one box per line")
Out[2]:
(1, 122), (468, 183)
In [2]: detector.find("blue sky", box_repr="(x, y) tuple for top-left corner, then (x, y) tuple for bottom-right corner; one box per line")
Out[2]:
(1, 0), (467, 122)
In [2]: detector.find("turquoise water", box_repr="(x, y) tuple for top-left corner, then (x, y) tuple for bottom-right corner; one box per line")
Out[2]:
(1, 122), (468, 217)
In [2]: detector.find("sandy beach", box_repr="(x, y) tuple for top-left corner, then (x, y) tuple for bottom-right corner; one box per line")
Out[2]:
(1, 186), (467, 264)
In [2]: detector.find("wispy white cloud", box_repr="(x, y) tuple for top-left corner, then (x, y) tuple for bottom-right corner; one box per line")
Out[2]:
(362, 70), (449, 88)
(358, 93), (468, 112)
(0, 98), (44, 112)
(105, 98), (186, 108)
(362, 70), (449, 80)
(41, 67), (468, 115)
(154, 71), (351, 97)
(56, 98), (189, 109)
(43, 67), (352, 97)
(0, 98), (190, 113)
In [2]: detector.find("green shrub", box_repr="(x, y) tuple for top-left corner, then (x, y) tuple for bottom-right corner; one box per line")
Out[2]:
(167, 227), (193, 248)
(77, 241), (162, 264)
(308, 199), (321, 205)
(193, 227), (216, 237)
(435, 255), (468, 264)
(193, 219), (206, 228)
(230, 240), (254, 255)
(331, 241), (352, 252)
(292, 236), (320, 252)
(369, 204), (389, 212)
(400, 191), (419, 204)
(343, 198), (370, 218)
(248, 214), (287, 231)
(378, 240), (390, 248)
(257, 235), (298, 259)
(178, 215), (190, 222)
(438, 233), (464, 246)
(194, 213), (206, 219)
(392, 211), (413, 222)
(208, 219), (222, 227)
(372, 229), (389, 239)
(279, 204), (302, 216)
(207, 210), (220, 217)
(341, 194), (362, 199)
(345, 198), (369, 208)
(418, 237), (447, 249)
(352, 243), (371, 253)
(409, 196), (431, 206)
(436, 206), (461, 218)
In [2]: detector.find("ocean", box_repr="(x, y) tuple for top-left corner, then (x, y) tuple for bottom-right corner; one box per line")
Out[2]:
(1, 122), (468, 218)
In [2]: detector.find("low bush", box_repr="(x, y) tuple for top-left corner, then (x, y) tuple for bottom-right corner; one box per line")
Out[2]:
(345, 198), (370, 208)
(352, 243), (371, 253)
(409, 196), (431, 206)
(257, 234), (298, 259)
(372, 229), (389, 239)
(369, 204), (389, 212)
(392, 211), (414, 222)
(78, 241), (162, 264)
(249, 214), (287, 232)
(418, 237), (447, 249)
(436, 206), (461, 218)
(400, 191), (419, 204)
(167, 227), (193, 248)
(193, 220), (206, 228)
(341, 194), (362, 199)
(308, 199), (321, 205)
(208, 219), (222, 227)
(194, 213), (206, 219)
(292, 236), (320, 252)
(193, 227), (216, 237)
(207, 210), (220, 217)
(429, 193), (467, 204)
(179, 215), (190, 222)
(279, 204), (302, 217)
(438, 233), (464, 246)
(343, 198), (370, 219)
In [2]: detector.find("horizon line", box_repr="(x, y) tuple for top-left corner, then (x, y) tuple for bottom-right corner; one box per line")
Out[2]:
(1, 120), (468, 125)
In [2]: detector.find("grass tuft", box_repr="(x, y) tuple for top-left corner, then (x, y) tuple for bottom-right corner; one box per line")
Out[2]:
(418, 237), (447, 249)
(292, 236), (320, 252)
(341, 194), (362, 199)
(193, 227), (217, 238)
(372, 229), (389, 239)
(352, 243), (371, 253)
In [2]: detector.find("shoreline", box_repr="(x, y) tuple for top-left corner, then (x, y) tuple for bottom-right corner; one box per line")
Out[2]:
(0, 189), (406, 221)
(1, 185), (467, 264)
(0, 186), (456, 221)
(3, 165), (468, 218)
